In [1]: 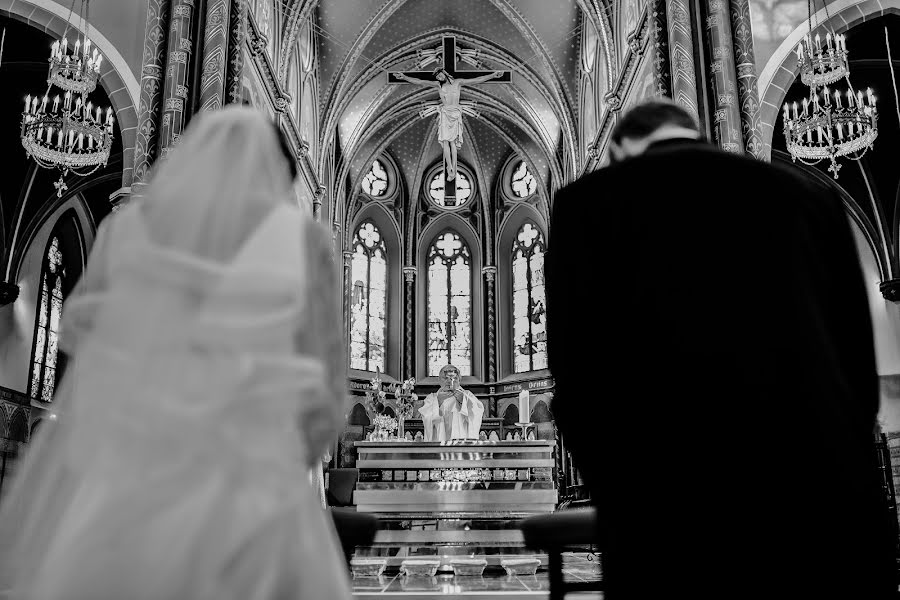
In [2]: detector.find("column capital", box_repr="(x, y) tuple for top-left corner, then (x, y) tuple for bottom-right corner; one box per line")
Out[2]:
(403, 266), (417, 283)
(482, 266), (497, 282)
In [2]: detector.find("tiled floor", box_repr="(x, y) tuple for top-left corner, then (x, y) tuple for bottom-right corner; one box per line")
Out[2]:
(352, 553), (602, 598)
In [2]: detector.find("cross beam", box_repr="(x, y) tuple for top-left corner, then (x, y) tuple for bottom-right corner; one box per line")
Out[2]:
(387, 36), (511, 84)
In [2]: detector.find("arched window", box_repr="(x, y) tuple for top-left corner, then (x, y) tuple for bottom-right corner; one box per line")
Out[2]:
(511, 161), (537, 198)
(349, 222), (387, 372)
(429, 170), (472, 207)
(512, 223), (547, 372)
(29, 236), (65, 403)
(427, 231), (472, 376)
(362, 160), (389, 197)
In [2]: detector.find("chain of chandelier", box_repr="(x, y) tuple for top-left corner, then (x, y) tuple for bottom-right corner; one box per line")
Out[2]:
(20, 0), (114, 198)
(782, 0), (878, 179)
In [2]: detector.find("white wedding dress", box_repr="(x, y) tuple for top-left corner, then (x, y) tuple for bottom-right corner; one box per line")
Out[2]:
(0, 109), (351, 600)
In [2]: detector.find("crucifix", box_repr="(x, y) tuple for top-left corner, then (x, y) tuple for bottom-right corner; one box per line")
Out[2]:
(388, 36), (512, 206)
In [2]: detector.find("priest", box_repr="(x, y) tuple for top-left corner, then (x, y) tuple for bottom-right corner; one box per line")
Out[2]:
(418, 364), (484, 441)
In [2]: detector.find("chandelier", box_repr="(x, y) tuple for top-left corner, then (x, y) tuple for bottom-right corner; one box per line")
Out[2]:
(20, 0), (114, 197)
(783, 3), (877, 179)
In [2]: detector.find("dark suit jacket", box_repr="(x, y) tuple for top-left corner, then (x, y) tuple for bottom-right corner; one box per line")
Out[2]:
(546, 139), (896, 599)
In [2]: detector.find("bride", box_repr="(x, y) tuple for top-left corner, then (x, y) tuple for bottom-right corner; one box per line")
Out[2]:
(0, 107), (351, 599)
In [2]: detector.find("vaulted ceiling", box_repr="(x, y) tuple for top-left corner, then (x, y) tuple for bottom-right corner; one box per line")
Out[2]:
(314, 0), (590, 218)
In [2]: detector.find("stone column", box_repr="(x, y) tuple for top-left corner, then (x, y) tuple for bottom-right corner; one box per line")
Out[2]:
(132, 0), (172, 189)
(666, 0), (700, 122)
(159, 0), (196, 156)
(198, 0), (229, 110)
(705, 0), (743, 152)
(403, 267), (416, 380)
(483, 266), (497, 382)
(729, 0), (764, 159)
(652, 0), (672, 98)
(224, 0), (246, 105)
(342, 251), (353, 349)
(313, 184), (326, 221)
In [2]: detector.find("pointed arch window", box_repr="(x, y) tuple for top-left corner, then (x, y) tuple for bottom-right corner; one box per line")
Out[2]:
(512, 223), (547, 372)
(427, 231), (472, 376)
(349, 222), (387, 372)
(29, 237), (65, 403)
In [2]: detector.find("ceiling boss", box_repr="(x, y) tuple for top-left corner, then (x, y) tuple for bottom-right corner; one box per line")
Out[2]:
(388, 36), (511, 204)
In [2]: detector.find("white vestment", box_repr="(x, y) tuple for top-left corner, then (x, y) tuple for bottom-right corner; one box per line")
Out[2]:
(441, 391), (485, 440)
(418, 395), (445, 442)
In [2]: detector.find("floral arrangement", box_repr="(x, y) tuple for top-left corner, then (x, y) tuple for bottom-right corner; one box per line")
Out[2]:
(366, 371), (388, 415)
(373, 414), (398, 433)
(393, 377), (418, 421)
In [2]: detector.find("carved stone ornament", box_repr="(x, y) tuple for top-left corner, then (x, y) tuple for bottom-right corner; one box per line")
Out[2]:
(250, 36), (268, 56)
(482, 266), (497, 282)
(0, 282), (20, 306)
(586, 143), (601, 159)
(626, 31), (643, 56)
(403, 267), (417, 283)
(274, 95), (290, 112)
(604, 92), (623, 111)
(298, 139), (311, 156)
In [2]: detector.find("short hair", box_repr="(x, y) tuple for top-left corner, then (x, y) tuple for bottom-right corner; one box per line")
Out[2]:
(610, 99), (698, 145)
(433, 68), (451, 79)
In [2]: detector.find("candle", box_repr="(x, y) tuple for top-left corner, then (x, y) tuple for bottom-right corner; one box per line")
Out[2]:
(24, 95), (31, 113)
(784, 103), (790, 121)
(826, 32), (832, 49)
(84, 38), (91, 57)
(86, 102), (92, 120)
(52, 95), (59, 113)
(802, 98), (809, 116)
(88, 135), (94, 149)
(807, 128), (813, 143)
(813, 93), (820, 112)
(77, 132), (84, 150)
(37, 126), (43, 139)
(68, 130), (75, 148)
(75, 97), (82, 112)
(41, 95), (48, 112)
(74, 39), (80, 56)
(815, 33), (821, 52)
(796, 45), (802, 60)
(96, 106), (102, 122)
(107, 117), (114, 132)
(817, 126), (824, 143)
(57, 130), (64, 148)
(46, 127), (53, 144)
(837, 122), (843, 139)
(106, 107), (113, 124)
(846, 89), (854, 107)
(518, 389), (530, 423)
(64, 91), (71, 110)
(824, 87), (830, 106)
(793, 102), (799, 120)
(834, 90), (842, 108)
(52, 41), (59, 57)
(867, 88), (874, 104)
(62, 37), (68, 54)
(95, 54), (103, 70)
(840, 34), (846, 52)
(857, 90), (864, 106)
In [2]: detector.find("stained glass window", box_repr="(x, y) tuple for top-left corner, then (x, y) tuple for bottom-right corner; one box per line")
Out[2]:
(349, 222), (387, 372)
(512, 223), (547, 372)
(362, 160), (388, 197)
(511, 161), (537, 198)
(429, 171), (472, 207)
(427, 231), (472, 376)
(29, 236), (65, 403)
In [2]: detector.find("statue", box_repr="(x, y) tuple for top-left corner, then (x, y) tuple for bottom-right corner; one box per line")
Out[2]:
(394, 68), (504, 181)
(418, 364), (484, 441)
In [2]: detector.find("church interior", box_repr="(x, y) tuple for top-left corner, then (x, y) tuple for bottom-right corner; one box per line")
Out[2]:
(0, 0), (899, 597)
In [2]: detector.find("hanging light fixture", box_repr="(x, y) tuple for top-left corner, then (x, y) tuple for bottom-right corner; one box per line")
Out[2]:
(783, 0), (877, 178)
(20, 0), (114, 197)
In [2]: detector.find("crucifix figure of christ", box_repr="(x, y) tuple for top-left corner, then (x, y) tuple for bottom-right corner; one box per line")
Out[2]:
(388, 36), (511, 202)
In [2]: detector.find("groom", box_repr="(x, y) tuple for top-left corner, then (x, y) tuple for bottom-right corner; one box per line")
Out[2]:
(419, 365), (484, 441)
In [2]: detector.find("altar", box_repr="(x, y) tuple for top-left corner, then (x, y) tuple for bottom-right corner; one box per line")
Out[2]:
(352, 439), (557, 567)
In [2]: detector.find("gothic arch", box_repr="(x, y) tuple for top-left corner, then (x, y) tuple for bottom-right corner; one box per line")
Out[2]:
(348, 202), (403, 379)
(496, 204), (549, 378)
(417, 214), (484, 383)
(757, 0), (900, 158)
(1, 0), (139, 187)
